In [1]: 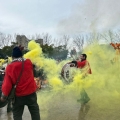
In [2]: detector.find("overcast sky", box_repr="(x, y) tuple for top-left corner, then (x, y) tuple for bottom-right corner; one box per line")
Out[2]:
(0, 0), (120, 39)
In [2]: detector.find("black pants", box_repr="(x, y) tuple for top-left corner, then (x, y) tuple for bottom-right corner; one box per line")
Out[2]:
(13, 92), (40, 120)
(7, 99), (13, 112)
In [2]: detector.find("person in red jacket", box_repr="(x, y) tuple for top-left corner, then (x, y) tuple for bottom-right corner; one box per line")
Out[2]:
(77, 53), (92, 75)
(0, 46), (40, 120)
(70, 54), (92, 105)
(77, 54), (91, 105)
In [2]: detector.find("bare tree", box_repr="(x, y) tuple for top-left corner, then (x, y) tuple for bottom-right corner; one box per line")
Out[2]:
(86, 32), (101, 45)
(29, 34), (42, 40)
(60, 35), (70, 49)
(73, 35), (84, 52)
(0, 32), (16, 48)
(53, 38), (61, 47)
(99, 30), (120, 44)
(100, 30), (114, 43)
(34, 33), (41, 40)
(113, 30), (120, 43)
(42, 33), (52, 45)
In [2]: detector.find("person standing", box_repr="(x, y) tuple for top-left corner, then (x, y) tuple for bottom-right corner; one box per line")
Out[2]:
(71, 54), (92, 105)
(0, 69), (13, 112)
(77, 54), (91, 108)
(0, 46), (40, 120)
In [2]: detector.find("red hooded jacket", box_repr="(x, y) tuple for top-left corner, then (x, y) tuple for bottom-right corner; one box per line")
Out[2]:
(2, 59), (37, 97)
(77, 60), (92, 74)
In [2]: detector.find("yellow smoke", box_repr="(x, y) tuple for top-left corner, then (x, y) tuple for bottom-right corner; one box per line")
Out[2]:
(0, 58), (12, 68)
(23, 40), (120, 120)
(0, 59), (6, 67)
(24, 40), (63, 89)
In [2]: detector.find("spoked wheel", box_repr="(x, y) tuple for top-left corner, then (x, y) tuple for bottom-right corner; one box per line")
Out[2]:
(61, 63), (74, 83)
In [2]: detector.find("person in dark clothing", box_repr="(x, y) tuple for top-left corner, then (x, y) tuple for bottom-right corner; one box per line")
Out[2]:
(0, 46), (40, 120)
(0, 69), (12, 112)
(33, 67), (47, 88)
(0, 71), (4, 90)
(0, 71), (4, 97)
(33, 66), (43, 90)
(39, 69), (46, 82)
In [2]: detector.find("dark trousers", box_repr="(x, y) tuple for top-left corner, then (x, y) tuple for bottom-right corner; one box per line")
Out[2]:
(7, 99), (13, 112)
(13, 92), (40, 120)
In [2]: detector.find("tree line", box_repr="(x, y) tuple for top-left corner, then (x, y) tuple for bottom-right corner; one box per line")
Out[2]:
(0, 30), (119, 59)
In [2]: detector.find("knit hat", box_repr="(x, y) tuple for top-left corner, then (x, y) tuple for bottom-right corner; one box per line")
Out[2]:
(12, 47), (23, 58)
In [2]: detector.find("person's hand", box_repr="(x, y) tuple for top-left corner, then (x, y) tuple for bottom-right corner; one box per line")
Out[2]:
(0, 93), (7, 102)
(0, 97), (6, 102)
(70, 63), (75, 67)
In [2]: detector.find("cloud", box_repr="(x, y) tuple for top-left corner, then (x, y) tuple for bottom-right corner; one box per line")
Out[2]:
(0, 0), (57, 36)
(57, 0), (120, 36)
(0, 9), (55, 36)
(0, 0), (84, 38)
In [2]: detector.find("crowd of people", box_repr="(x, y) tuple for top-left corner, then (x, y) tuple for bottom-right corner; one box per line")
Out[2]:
(0, 46), (92, 120)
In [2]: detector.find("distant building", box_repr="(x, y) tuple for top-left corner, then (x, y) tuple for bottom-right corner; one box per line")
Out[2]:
(16, 35), (29, 49)
(16, 35), (43, 49)
(35, 39), (43, 45)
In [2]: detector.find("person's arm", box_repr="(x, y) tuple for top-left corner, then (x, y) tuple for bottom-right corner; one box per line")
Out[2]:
(61, 61), (77, 79)
(1, 67), (13, 101)
(70, 61), (77, 67)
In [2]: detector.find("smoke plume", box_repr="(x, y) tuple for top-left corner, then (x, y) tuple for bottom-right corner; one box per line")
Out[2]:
(57, 0), (120, 35)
